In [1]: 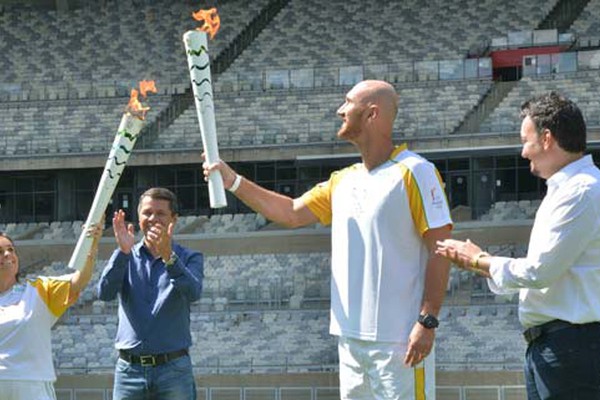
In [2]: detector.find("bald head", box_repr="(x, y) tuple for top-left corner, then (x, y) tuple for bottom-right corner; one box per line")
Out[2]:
(351, 80), (399, 125)
(336, 80), (399, 144)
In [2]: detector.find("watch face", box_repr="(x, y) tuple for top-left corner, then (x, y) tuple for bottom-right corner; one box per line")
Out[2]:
(419, 314), (439, 329)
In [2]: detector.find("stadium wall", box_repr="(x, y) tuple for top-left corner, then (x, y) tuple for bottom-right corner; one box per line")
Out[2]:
(14, 221), (532, 269)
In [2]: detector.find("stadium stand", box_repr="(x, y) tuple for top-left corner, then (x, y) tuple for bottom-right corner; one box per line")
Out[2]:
(53, 303), (525, 374)
(436, 305), (524, 370)
(0, 0), (270, 98)
(480, 70), (600, 133)
(160, 80), (493, 148)
(0, 213), (269, 240)
(2, 195), (539, 244)
(478, 200), (541, 221)
(0, 96), (172, 155)
(189, 212), (268, 234)
(570, 0), (600, 37)
(53, 309), (338, 374)
(28, 251), (331, 314)
(25, 240), (529, 373)
(218, 0), (557, 72)
(7, 0), (600, 397)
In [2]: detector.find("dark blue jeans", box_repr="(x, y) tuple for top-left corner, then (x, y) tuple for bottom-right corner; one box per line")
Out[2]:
(113, 354), (196, 400)
(525, 323), (600, 399)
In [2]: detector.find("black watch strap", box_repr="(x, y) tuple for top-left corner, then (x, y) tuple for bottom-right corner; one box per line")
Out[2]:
(418, 313), (439, 329)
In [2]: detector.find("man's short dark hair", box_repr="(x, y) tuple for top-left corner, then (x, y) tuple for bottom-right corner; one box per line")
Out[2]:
(520, 91), (586, 153)
(138, 187), (179, 215)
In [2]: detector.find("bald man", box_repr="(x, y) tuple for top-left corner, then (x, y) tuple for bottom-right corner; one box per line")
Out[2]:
(204, 80), (452, 399)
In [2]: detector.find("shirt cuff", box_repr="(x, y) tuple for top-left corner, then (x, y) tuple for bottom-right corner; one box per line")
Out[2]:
(487, 256), (520, 295)
(165, 255), (185, 278)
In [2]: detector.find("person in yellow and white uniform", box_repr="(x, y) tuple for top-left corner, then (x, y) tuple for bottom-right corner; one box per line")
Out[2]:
(204, 80), (452, 399)
(0, 223), (103, 400)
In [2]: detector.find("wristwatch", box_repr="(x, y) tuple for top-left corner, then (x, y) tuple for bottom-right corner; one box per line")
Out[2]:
(418, 313), (439, 329)
(164, 252), (177, 267)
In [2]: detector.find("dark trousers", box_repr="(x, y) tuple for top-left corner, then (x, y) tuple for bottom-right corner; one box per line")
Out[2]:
(525, 322), (600, 399)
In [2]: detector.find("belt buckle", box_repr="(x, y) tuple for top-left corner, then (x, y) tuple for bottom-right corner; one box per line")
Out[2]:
(140, 355), (156, 366)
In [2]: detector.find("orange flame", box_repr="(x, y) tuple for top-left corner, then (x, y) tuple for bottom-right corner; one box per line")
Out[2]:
(126, 80), (157, 120)
(192, 7), (220, 39)
(139, 80), (157, 97)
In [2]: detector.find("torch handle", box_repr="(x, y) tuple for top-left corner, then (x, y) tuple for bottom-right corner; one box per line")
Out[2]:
(69, 216), (98, 273)
(193, 93), (227, 208)
(207, 169), (226, 207)
(184, 30), (227, 208)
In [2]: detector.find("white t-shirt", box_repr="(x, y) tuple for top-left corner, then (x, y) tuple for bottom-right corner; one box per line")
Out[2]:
(302, 145), (452, 345)
(0, 276), (75, 382)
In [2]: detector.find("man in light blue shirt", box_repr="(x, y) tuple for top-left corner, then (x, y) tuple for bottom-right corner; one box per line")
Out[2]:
(436, 92), (600, 399)
(98, 187), (203, 400)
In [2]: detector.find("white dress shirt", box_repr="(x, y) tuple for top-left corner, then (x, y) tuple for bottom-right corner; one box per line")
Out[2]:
(488, 155), (600, 328)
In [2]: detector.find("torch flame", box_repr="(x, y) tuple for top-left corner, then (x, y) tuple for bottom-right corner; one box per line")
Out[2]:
(192, 7), (220, 39)
(126, 80), (156, 120)
(139, 80), (157, 97)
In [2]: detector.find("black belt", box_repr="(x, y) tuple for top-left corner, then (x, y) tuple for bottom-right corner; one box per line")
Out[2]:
(523, 320), (600, 345)
(119, 349), (188, 367)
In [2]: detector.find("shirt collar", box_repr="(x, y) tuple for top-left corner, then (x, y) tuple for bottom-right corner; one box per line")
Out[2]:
(546, 154), (593, 189)
(133, 240), (153, 258)
(389, 144), (408, 160)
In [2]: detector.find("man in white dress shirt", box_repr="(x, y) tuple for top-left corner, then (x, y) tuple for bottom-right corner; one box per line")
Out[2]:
(436, 91), (600, 399)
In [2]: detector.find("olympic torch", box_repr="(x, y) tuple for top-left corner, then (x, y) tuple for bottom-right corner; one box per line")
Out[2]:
(68, 81), (157, 271)
(183, 7), (227, 208)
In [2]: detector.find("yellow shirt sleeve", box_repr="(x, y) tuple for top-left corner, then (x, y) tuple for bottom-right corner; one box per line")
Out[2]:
(31, 276), (78, 318)
(403, 164), (451, 236)
(300, 166), (357, 226)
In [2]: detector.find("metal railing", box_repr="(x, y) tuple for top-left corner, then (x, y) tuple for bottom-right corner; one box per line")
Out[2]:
(54, 385), (527, 400)
(215, 58), (492, 93)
